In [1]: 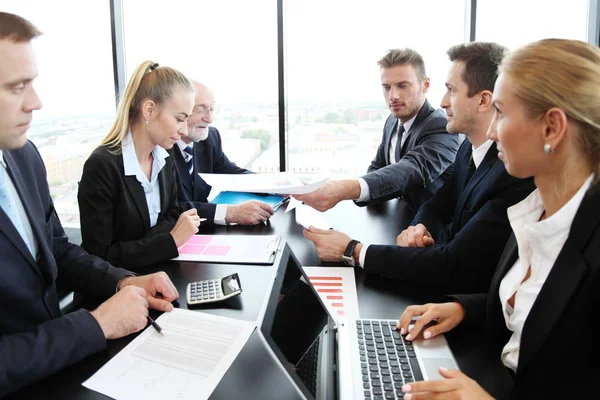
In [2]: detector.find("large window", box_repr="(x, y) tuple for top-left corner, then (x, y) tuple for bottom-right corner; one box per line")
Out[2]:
(476, 0), (589, 48)
(0, 0), (116, 228)
(285, 0), (468, 179)
(121, 0), (279, 173)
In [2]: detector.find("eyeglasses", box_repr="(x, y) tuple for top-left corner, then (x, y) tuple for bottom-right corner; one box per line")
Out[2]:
(192, 105), (219, 117)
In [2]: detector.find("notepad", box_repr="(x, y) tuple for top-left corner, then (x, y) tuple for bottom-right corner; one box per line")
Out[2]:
(173, 234), (281, 265)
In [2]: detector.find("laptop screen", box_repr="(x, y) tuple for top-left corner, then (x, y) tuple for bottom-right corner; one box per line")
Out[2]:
(259, 249), (336, 400)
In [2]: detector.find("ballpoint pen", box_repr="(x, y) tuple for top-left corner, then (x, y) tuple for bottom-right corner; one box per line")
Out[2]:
(273, 196), (291, 211)
(147, 316), (165, 336)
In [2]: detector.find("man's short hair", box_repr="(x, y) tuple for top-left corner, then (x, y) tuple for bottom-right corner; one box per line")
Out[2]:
(0, 12), (42, 42)
(447, 42), (507, 97)
(377, 48), (427, 81)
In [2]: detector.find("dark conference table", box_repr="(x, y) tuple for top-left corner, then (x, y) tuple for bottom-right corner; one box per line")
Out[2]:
(8, 199), (513, 399)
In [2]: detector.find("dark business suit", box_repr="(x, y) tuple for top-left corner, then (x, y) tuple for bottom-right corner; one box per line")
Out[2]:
(359, 99), (460, 210)
(364, 139), (536, 293)
(170, 127), (249, 224)
(452, 184), (600, 398)
(0, 141), (131, 397)
(78, 145), (180, 269)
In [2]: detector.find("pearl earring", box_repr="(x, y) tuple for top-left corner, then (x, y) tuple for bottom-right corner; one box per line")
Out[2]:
(543, 143), (553, 154)
(145, 119), (149, 124)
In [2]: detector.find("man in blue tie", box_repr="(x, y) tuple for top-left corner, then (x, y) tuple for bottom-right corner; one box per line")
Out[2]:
(0, 12), (180, 396)
(171, 80), (274, 225)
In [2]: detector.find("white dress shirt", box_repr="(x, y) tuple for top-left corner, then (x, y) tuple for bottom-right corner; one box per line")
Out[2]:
(122, 132), (168, 227)
(356, 115), (417, 203)
(0, 150), (38, 258)
(175, 140), (228, 225)
(499, 173), (593, 371)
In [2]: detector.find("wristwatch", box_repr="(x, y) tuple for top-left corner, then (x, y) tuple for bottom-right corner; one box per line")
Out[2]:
(342, 239), (361, 266)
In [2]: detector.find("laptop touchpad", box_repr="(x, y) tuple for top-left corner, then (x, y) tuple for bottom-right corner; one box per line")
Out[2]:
(422, 358), (459, 380)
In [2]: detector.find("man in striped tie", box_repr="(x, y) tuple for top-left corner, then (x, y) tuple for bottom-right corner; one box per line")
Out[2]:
(171, 80), (274, 225)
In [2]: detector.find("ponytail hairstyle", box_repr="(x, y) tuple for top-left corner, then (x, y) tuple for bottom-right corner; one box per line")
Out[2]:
(101, 61), (194, 150)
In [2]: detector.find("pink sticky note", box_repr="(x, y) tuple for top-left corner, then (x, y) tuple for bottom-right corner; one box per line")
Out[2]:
(203, 245), (231, 256)
(179, 244), (206, 255)
(186, 236), (213, 245)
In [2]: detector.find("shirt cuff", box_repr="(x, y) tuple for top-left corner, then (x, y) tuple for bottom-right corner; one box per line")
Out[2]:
(356, 178), (371, 203)
(214, 204), (228, 225)
(358, 244), (370, 269)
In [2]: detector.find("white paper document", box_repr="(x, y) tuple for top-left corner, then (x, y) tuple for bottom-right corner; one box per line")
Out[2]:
(83, 309), (255, 400)
(295, 203), (333, 230)
(172, 234), (280, 265)
(198, 172), (326, 195)
(303, 266), (360, 321)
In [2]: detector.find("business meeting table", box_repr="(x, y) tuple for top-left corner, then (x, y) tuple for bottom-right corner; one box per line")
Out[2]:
(8, 199), (514, 399)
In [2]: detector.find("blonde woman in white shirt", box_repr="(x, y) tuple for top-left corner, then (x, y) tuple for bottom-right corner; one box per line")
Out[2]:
(397, 38), (600, 399)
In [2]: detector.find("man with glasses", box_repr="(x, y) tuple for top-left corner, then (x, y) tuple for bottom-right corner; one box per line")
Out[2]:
(170, 81), (274, 225)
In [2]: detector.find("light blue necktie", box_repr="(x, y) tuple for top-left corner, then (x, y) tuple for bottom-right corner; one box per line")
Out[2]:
(0, 166), (34, 256)
(183, 145), (194, 175)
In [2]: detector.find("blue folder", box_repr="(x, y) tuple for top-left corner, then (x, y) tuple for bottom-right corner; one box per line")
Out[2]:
(210, 191), (284, 207)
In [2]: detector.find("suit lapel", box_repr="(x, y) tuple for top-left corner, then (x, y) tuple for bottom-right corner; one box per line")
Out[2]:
(516, 187), (600, 374)
(398, 100), (434, 158)
(385, 120), (398, 165)
(1, 153), (46, 278)
(455, 143), (498, 215)
(119, 154), (151, 229)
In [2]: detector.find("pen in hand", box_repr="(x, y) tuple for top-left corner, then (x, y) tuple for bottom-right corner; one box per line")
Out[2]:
(147, 316), (165, 336)
(273, 196), (291, 211)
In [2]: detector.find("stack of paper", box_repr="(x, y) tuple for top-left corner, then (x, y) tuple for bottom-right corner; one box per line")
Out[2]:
(199, 172), (326, 195)
(83, 309), (255, 400)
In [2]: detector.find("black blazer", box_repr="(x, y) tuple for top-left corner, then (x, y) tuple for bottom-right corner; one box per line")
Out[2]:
(0, 141), (131, 397)
(364, 139), (536, 293)
(169, 127), (249, 224)
(359, 99), (460, 210)
(453, 184), (600, 398)
(78, 145), (179, 269)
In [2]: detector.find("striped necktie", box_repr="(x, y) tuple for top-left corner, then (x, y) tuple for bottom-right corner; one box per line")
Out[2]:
(183, 145), (194, 175)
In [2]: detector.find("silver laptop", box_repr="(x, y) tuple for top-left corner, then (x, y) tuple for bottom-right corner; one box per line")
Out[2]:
(257, 251), (459, 400)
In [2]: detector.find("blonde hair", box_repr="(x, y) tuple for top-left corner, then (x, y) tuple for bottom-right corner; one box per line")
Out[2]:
(500, 39), (600, 180)
(101, 61), (194, 149)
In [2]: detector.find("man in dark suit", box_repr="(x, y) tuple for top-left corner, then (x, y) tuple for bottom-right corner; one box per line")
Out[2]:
(304, 42), (536, 293)
(0, 12), (179, 397)
(295, 48), (460, 212)
(170, 80), (274, 225)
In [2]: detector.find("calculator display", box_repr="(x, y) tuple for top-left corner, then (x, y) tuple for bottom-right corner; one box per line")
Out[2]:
(222, 275), (241, 295)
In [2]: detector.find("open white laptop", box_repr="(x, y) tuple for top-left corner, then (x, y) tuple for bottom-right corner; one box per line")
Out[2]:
(257, 250), (459, 400)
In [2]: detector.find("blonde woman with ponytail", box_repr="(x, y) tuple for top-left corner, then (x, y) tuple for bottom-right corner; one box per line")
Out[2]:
(396, 39), (600, 399)
(78, 61), (201, 269)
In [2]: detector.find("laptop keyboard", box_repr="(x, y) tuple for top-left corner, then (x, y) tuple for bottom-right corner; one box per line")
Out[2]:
(356, 319), (423, 399)
(296, 336), (320, 396)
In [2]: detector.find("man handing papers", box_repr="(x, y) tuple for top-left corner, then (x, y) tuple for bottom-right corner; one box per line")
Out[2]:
(199, 172), (326, 195)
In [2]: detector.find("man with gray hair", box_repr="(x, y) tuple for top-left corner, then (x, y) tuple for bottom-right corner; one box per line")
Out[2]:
(295, 48), (460, 212)
(170, 81), (274, 225)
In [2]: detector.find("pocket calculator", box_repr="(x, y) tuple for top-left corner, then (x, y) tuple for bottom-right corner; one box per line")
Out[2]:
(186, 273), (242, 305)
